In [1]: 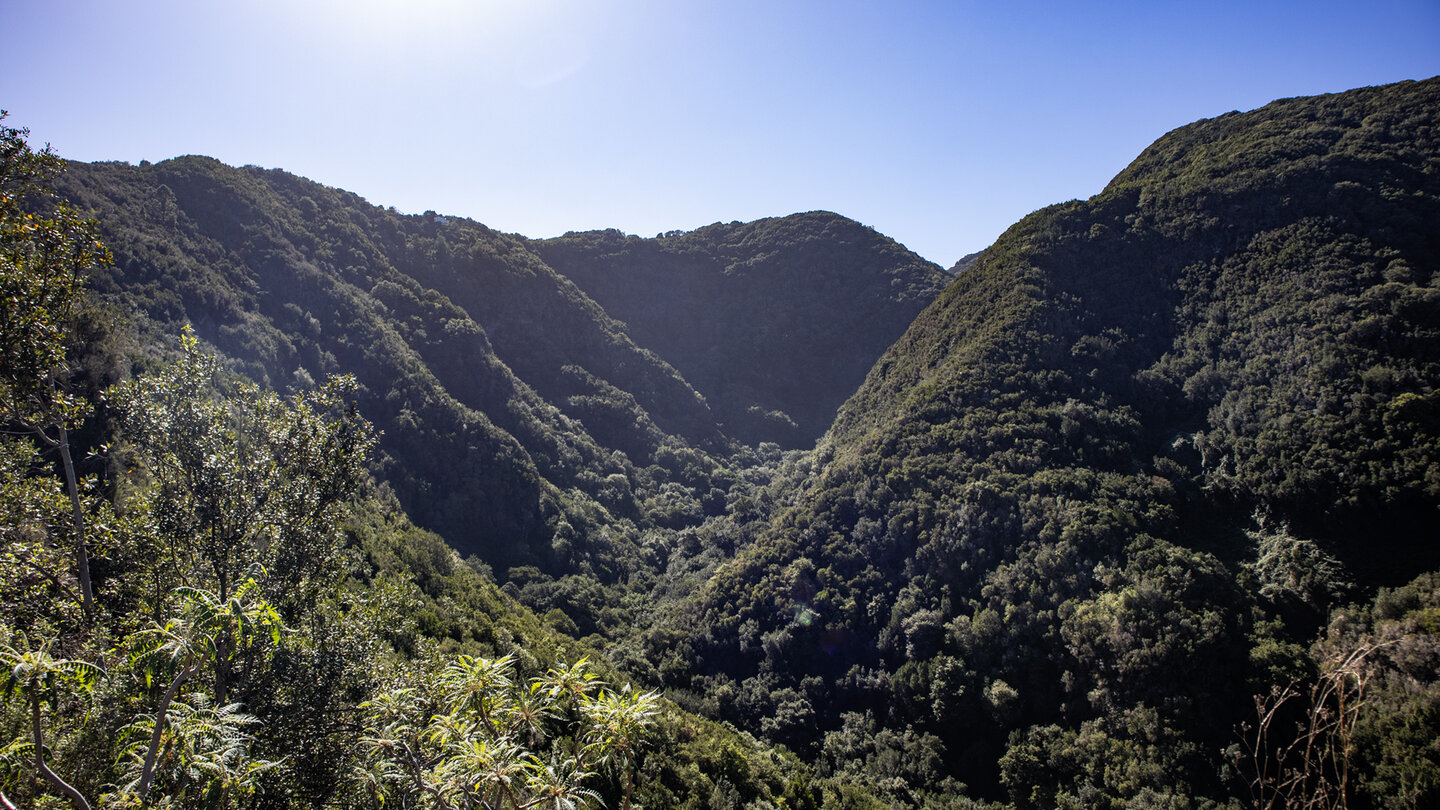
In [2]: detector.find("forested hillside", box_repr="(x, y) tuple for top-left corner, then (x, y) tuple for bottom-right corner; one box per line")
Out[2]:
(54, 156), (688, 574)
(5, 75), (1439, 810)
(535, 215), (948, 447)
(649, 78), (1440, 806)
(50, 159), (940, 586)
(0, 119), (869, 809)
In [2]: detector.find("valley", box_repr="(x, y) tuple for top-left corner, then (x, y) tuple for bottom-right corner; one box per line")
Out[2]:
(2, 77), (1437, 808)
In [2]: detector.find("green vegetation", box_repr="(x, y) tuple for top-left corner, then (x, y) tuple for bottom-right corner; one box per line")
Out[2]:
(352, 654), (658, 810)
(536, 213), (948, 447)
(50, 157), (941, 640)
(4, 76), (1438, 808)
(648, 77), (1440, 807)
(0, 115), (114, 621)
(0, 119), (862, 809)
(56, 154), (698, 576)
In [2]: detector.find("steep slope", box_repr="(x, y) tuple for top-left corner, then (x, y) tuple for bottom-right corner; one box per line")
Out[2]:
(654, 78), (1440, 805)
(56, 156), (729, 574)
(535, 213), (948, 447)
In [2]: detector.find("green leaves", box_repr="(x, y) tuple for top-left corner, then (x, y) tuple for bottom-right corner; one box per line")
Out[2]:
(0, 115), (107, 430)
(355, 654), (658, 810)
(650, 78), (1440, 806)
(127, 579), (285, 683)
(0, 632), (103, 700)
(111, 328), (376, 610)
(583, 686), (660, 761)
(116, 693), (272, 803)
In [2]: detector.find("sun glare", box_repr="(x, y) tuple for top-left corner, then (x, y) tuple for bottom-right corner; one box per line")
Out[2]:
(269, 0), (600, 88)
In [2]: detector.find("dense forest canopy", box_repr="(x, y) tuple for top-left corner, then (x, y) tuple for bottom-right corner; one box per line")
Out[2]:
(653, 77), (1440, 807)
(535, 215), (948, 448)
(2, 76), (1438, 809)
(0, 114), (847, 810)
(49, 158), (942, 580)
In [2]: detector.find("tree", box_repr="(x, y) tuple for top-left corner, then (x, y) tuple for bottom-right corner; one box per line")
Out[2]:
(0, 113), (111, 620)
(353, 654), (659, 810)
(0, 583), (283, 810)
(110, 327), (375, 614)
(0, 632), (103, 810)
(124, 580), (283, 802)
(583, 686), (659, 810)
(115, 693), (270, 808)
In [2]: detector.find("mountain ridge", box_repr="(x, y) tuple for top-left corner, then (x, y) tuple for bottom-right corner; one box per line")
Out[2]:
(650, 75), (1440, 805)
(533, 211), (949, 447)
(24, 76), (1440, 808)
(53, 158), (945, 581)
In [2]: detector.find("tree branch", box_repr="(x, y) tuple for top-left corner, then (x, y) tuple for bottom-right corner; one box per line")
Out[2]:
(13, 551), (83, 607)
(31, 692), (92, 810)
(135, 660), (199, 801)
(54, 419), (94, 621)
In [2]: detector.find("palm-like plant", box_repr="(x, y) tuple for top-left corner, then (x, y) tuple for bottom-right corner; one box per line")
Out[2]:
(507, 681), (560, 750)
(584, 687), (660, 810)
(524, 757), (602, 810)
(538, 658), (602, 710)
(352, 655), (658, 810)
(125, 580), (283, 802)
(439, 654), (515, 735)
(117, 693), (271, 806)
(0, 632), (103, 810)
(356, 687), (430, 807)
(537, 658), (604, 764)
(432, 737), (537, 808)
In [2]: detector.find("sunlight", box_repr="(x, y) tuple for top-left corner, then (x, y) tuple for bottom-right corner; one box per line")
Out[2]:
(271, 0), (599, 86)
(329, 0), (523, 39)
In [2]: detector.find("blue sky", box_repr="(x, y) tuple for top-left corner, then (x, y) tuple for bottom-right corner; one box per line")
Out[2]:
(3, 1), (1437, 266)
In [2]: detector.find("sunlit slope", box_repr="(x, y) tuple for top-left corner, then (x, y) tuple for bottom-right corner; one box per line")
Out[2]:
(659, 77), (1440, 803)
(57, 156), (724, 571)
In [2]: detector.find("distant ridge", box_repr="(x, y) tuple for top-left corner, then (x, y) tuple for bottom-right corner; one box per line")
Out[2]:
(54, 161), (945, 573)
(534, 212), (949, 448)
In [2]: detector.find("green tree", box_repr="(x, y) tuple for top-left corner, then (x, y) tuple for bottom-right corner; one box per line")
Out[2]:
(0, 113), (111, 620)
(115, 693), (270, 809)
(124, 580), (283, 802)
(584, 686), (659, 810)
(353, 654), (658, 810)
(0, 584), (283, 810)
(110, 327), (375, 614)
(0, 632), (103, 810)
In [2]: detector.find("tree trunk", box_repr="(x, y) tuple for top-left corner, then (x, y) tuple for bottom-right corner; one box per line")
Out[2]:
(55, 422), (94, 621)
(135, 661), (198, 801)
(30, 692), (92, 810)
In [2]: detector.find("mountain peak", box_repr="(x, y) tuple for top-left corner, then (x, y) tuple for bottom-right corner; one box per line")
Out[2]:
(536, 213), (948, 446)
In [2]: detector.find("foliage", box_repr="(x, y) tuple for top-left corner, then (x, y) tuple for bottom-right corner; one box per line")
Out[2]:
(1, 138), (843, 807)
(116, 693), (271, 808)
(120, 581), (282, 806)
(0, 112), (114, 620)
(646, 77), (1440, 807)
(109, 326), (375, 614)
(0, 631), (104, 810)
(536, 213), (948, 447)
(9, 77), (1438, 809)
(0, 113), (109, 427)
(1239, 573), (1440, 810)
(53, 155), (739, 577)
(350, 654), (658, 810)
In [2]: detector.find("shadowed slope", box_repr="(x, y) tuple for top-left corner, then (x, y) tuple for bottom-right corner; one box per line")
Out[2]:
(536, 212), (948, 447)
